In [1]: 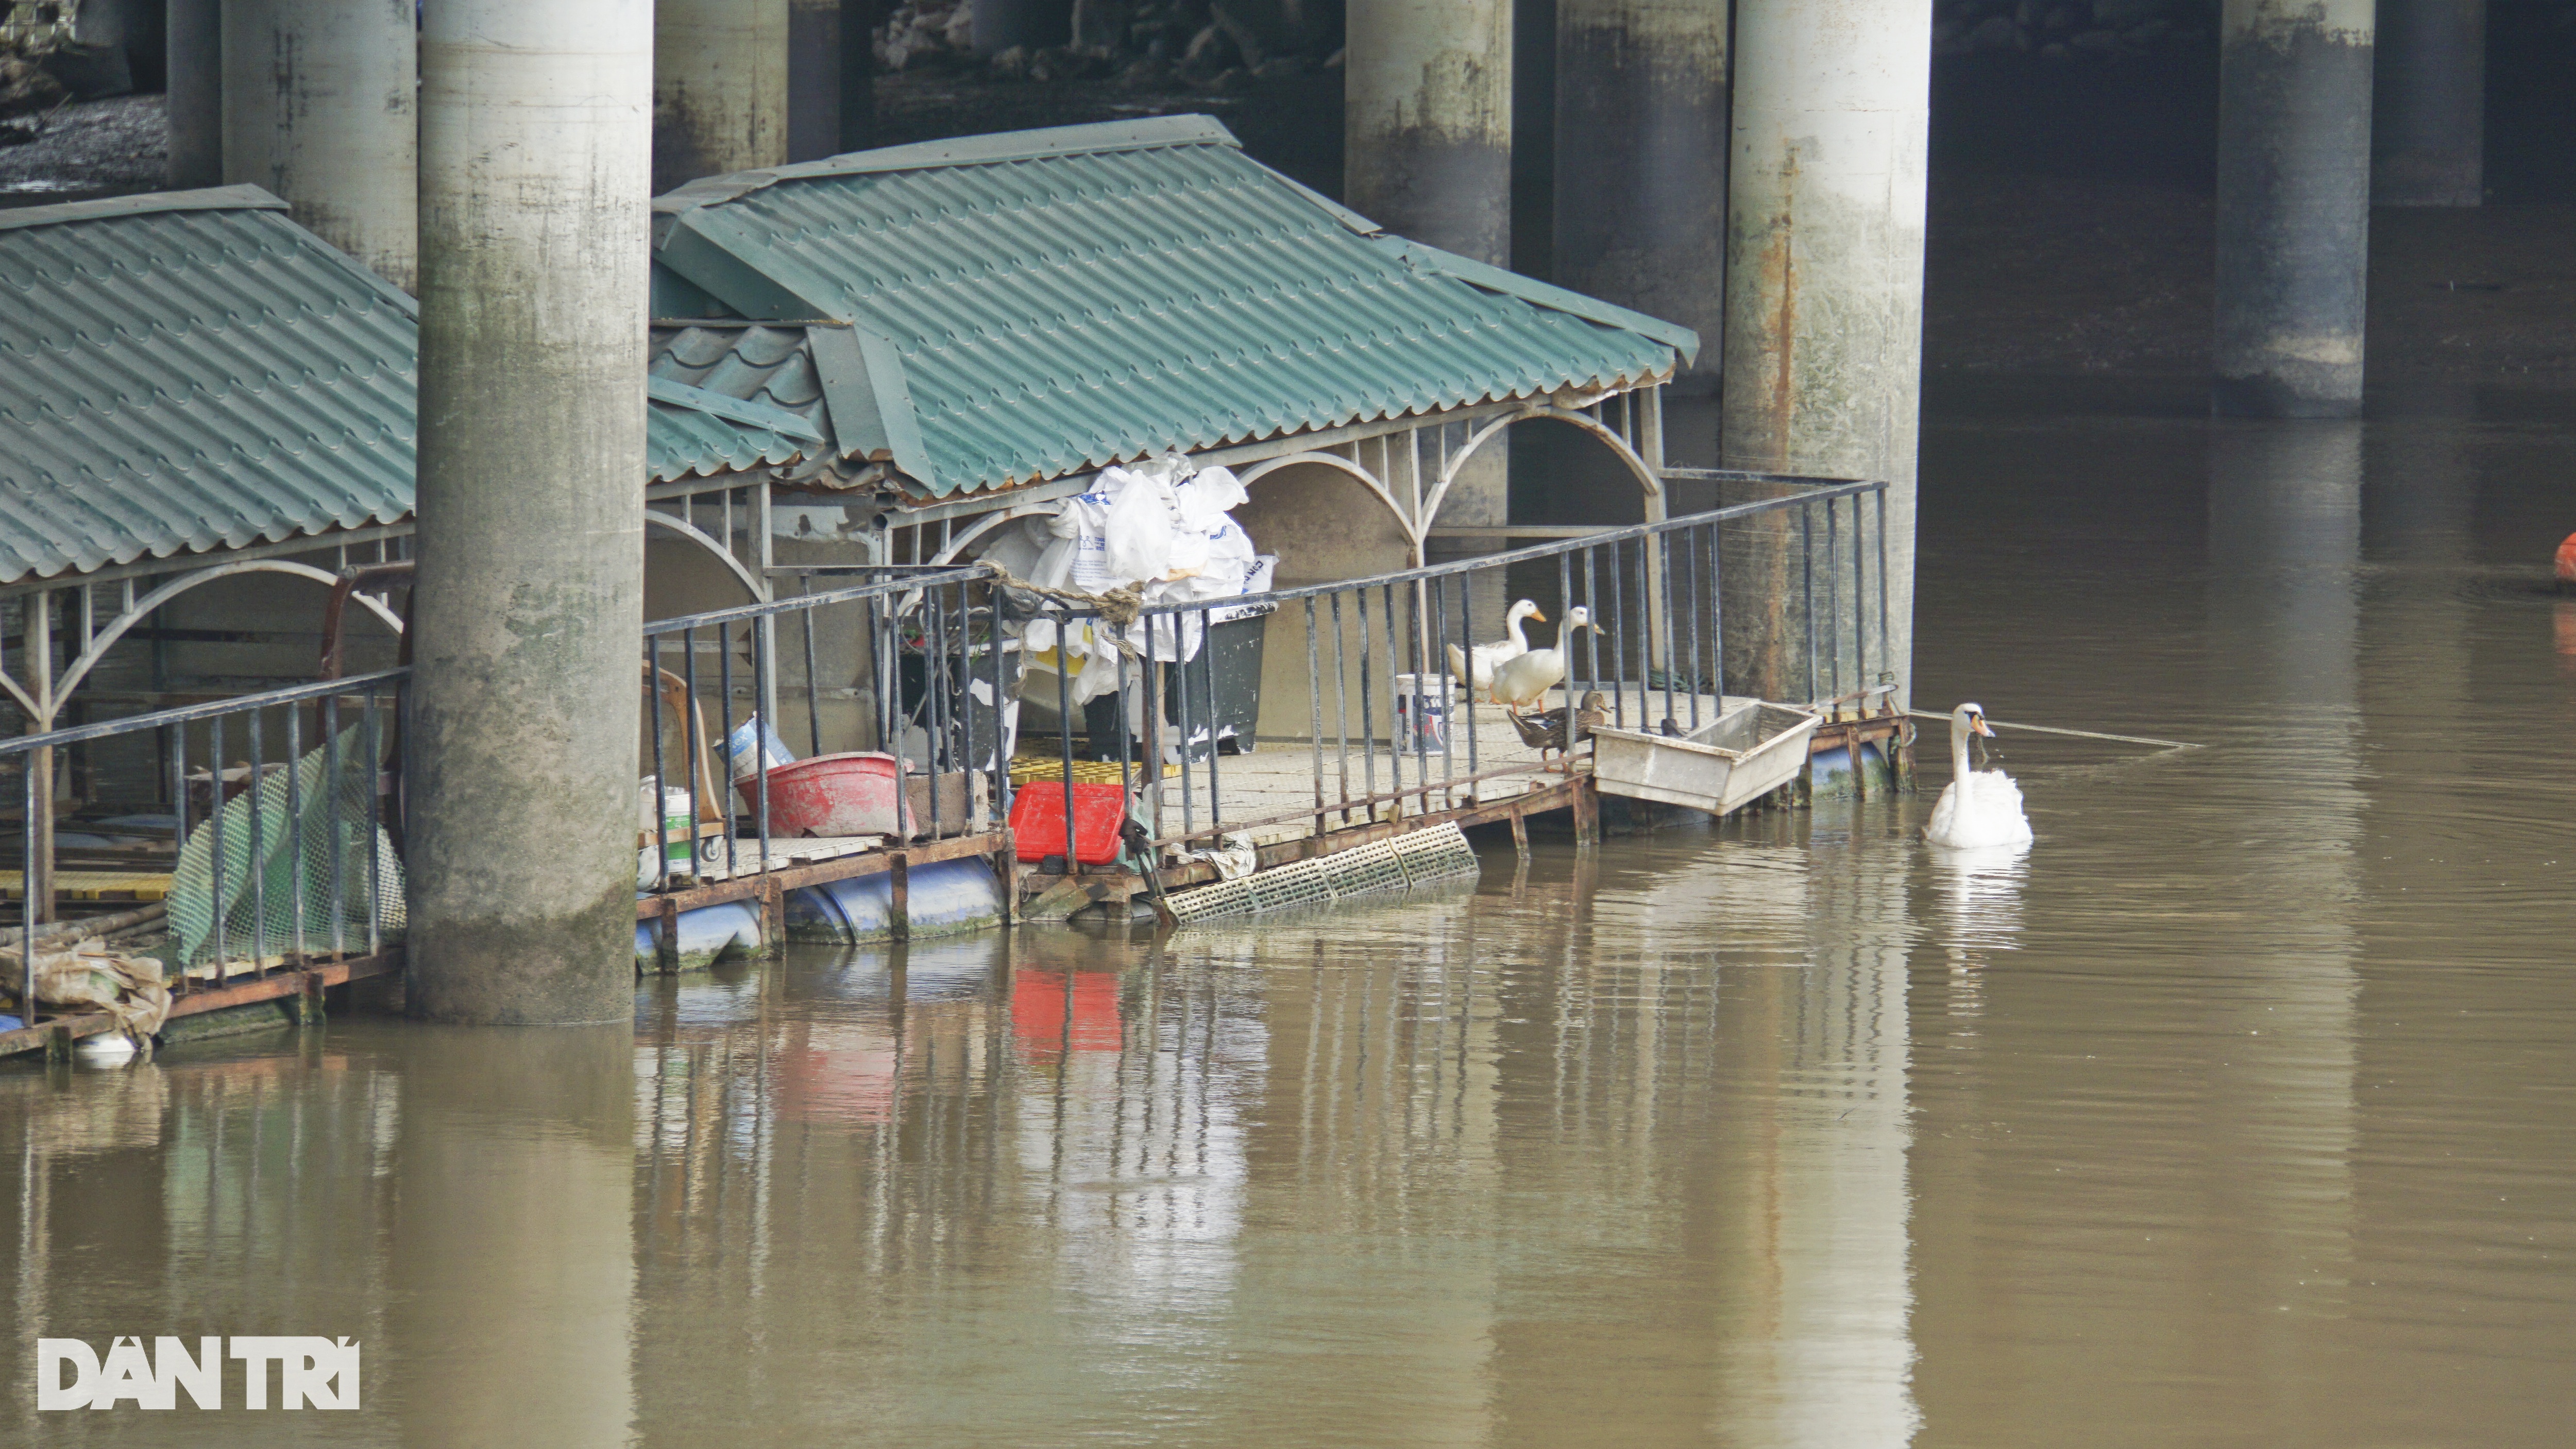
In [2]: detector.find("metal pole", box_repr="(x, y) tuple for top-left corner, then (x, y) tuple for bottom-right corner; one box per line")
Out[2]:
(210, 711), (227, 975)
(1056, 606), (1077, 866)
(1355, 588), (1376, 811)
(718, 619), (738, 873)
(287, 701), (306, 965)
(364, 699), (381, 957)
(326, 695), (344, 956)
(19, 763), (32, 1025)
(754, 616), (771, 878)
(1381, 584), (1403, 808)
(1331, 592), (1351, 823)
(649, 638), (670, 894)
(1201, 608), (1221, 831)
(1802, 502), (1818, 705)
(249, 707), (268, 976)
(1306, 598), (1326, 837)
(801, 578), (823, 758)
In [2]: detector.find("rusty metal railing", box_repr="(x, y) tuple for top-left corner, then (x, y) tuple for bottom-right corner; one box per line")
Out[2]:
(1018, 483), (1892, 859)
(2, 667), (408, 1037)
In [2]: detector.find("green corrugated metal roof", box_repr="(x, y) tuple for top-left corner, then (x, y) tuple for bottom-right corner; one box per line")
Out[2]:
(651, 115), (1697, 499)
(0, 186), (821, 585)
(0, 186), (416, 585)
(646, 376), (818, 482)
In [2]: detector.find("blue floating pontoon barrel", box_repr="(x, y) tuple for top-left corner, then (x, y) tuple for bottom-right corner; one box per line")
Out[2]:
(784, 858), (1003, 944)
(634, 898), (764, 971)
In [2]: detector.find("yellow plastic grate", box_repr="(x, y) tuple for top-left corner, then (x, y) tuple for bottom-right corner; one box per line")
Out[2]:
(0, 870), (173, 902)
(1007, 755), (1179, 788)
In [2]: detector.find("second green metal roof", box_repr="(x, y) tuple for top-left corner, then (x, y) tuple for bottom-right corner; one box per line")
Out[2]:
(651, 115), (1698, 498)
(0, 185), (817, 586)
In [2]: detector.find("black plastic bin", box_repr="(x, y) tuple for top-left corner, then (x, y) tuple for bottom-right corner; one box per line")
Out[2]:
(1081, 608), (1269, 762)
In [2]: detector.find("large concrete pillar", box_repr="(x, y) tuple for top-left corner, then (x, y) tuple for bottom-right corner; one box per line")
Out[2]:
(2372, 0), (2480, 207)
(1349, 0), (1513, 619)
(788, 0), (843, 163)
(1553, 0), (1727, 396)
(1718, 0), (1930, 705)
(220, 0), (418, 292)
(1345, 0), (1513, 266)
(840, 0), (878, 151)
(412, 0), (651, 1025)
(2213, 0), (2375, 417)
(655, 0), (791, 192)
(164, 0), (222, 189)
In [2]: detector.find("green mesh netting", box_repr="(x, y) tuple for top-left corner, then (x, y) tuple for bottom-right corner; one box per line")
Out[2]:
(167, 725), (406, 967)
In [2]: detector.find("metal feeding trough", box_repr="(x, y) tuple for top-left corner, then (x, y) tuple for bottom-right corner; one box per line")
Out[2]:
(1590, 701), (1821, 816)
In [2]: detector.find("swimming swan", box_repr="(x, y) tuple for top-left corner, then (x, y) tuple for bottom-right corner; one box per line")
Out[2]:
(1925, 702), (2032, 849)
(1446, 599), (1545, 701)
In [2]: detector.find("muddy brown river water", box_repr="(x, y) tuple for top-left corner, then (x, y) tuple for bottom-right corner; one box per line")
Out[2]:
(5, 385), (2573, 1445)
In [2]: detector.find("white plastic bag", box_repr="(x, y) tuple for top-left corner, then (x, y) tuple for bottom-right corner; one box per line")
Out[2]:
(1100, 466), (1181, 587)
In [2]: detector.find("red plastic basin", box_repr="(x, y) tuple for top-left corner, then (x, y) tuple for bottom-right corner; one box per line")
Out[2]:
(754, 752), (912, 838)
(1009, 781), (1126, 865)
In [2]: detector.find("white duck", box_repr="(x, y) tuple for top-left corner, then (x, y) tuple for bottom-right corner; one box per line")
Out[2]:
(1925, 702), (2033, 849)
(1490, 606), (1595, 716)
(1446, 599), (1545, 702)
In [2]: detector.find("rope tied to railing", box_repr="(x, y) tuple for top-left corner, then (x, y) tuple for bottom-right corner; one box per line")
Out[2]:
(983, 567), (1150, 629)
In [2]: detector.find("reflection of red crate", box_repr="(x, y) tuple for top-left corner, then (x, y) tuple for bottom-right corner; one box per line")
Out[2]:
(1011, 970), (1122, 1063)
(1008, 781), (1125, 864)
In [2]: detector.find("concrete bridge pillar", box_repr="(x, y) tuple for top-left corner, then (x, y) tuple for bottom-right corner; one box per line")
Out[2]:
(842, 0), (880, 150)
(2373, 0), (2480, 207)
(411, 0), (651, 1026)
(788, 0), (844, 162)
(1553, 0), (1728, 397)
(164, 0), (222, 189)
(2213, 0), (2375, 417)
(1349, 0), (1515, 624)
(655, 0), (791, 192)
(220, 0), (418, 291)
(1345, 0), (1514, 267)
(1718, 0), (1930, 705)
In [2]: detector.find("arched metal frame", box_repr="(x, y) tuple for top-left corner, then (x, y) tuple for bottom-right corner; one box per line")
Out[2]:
(1234, 394), (1668, 568)
(646, 508), (767, 601)
(8, 559), (407, 728)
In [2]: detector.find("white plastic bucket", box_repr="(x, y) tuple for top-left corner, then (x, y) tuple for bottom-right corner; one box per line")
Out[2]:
(1394, 673), (1456, 754)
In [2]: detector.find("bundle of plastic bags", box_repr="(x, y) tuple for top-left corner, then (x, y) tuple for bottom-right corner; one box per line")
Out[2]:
(0, 939), (172, 1052)
(987, 453), (1272, 706)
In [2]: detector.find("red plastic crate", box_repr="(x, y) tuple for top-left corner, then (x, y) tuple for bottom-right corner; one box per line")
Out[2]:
(1008, 780), (1127, 865)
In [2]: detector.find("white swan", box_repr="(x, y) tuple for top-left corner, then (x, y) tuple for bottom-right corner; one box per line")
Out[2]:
(1490, 606), (1595, 716)
(1446, 599), (1545, 702)
(1925, 702), (2032, 849)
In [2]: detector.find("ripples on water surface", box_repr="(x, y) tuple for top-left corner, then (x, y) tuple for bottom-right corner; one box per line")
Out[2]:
(6, 394), (2576, 1446)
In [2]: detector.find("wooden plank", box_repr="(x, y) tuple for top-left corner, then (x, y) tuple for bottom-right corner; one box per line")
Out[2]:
(634, 830), (1005, 919)
(0, 949), (399, 1059)
(1026, 777), (1583, 918)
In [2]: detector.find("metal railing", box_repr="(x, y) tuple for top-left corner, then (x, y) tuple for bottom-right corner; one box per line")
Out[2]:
(4, 668), (406, 1036)
(640, 562), (1008, 895)
(1014, 484), (1892, 859)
